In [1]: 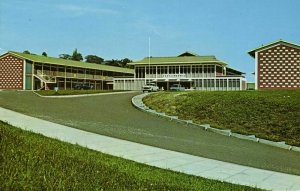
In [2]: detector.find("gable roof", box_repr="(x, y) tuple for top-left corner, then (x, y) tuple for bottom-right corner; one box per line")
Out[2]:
(178, 51), (200, 57)
(1, 51), (134, 74)
(129, 51), (227, 66)
(248, 40), (300, 58)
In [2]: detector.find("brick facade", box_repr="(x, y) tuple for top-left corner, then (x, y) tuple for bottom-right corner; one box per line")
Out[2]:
(248, 40), (300, 89)
(257, 44), (300, 89)
(0, 55), (24, 89)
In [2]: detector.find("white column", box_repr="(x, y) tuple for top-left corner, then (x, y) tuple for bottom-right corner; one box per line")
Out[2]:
(123, 79), (126, 90)
(227, 78), (229, 91)
(144, 66), (147, 83)
(214, 65), (217, 77)
(64, 66), (67, 90)
(255, 51), (258, 90)
(23, 60), (26, 90)
(214, 78), (216, 91)
(134, 67), (136, 78)
(31, 62), (34, 90)
(240, 78), (243, 90)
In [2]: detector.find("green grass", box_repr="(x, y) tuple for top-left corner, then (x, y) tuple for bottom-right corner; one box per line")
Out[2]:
(35, 89), (127, 96)
(0, 121), (260, 191)
(143, 90), (300, 146)
(1, 91), (300, 176)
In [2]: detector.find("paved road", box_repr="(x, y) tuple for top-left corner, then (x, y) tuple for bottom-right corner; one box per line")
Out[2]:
(1, 107), (300, 190)
(0, 91), (300, 176)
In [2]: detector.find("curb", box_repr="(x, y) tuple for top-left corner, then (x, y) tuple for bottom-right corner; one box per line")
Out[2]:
(131, 93), (300, 152)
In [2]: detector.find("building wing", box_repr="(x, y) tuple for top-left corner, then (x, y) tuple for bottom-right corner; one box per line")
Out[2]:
(7, 51), (134, 74)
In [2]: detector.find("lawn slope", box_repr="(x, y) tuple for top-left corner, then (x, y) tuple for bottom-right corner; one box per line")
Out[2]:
(0, 122), (259, 191)
(143, 91), (300, 146)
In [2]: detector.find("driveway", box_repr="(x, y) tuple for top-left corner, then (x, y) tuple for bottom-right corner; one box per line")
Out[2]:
(0, 91), (300, 175)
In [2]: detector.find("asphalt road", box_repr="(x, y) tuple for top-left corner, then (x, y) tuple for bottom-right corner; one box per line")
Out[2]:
(1, 91), (300, 175)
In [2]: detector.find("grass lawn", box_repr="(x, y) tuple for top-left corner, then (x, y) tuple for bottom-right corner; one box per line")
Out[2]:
(1, 91), (300, 176)
(0, 122), (260, 191)
(35, 89), (127, 96)
(143, 90), (300, 146)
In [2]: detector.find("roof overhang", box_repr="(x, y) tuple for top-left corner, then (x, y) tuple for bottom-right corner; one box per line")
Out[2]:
(248, 40), (300, 58)
(129, 61), (227, 66)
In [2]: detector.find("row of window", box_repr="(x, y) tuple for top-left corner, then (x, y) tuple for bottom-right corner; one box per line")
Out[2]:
(114, 78), (242, 91)
(193, 79), (241, 88)
(33, 77), (106, 90)
(135, 65), (221, 78)
(28, 62), (132, 78)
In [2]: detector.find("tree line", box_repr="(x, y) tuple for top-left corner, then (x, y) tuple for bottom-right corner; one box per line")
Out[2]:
(23, 49), (132, 68)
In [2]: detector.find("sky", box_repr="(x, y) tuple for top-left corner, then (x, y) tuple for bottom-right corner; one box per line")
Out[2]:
(1, 0), (300, 82)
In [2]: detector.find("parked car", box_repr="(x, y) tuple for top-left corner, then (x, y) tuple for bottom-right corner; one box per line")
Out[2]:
(170, 84), (185, 91)
(142, 83), (159, 92)
(73, 83), (94, 90)
(186, 87), (196, 91)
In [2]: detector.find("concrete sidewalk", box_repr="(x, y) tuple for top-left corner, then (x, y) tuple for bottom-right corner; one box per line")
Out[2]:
(1, 107), (300, 191)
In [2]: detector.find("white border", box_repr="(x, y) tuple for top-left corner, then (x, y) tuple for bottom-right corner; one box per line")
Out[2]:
(23, 60), (26, 90)
(255, 51), (258, 90)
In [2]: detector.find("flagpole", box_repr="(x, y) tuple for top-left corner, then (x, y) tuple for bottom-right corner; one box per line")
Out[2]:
(148, 37), (151, 83)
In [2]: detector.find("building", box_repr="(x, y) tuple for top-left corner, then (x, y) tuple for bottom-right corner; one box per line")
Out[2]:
(246, 82), (255, 90)
(0, 51), (134, 90)
(114, 51), (246, 91)
(248, 40), (300, 90)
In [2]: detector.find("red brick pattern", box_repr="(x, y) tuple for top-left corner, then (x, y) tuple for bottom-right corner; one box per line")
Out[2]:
(0, 55), (24, 89)
(257, 44), (300, 89)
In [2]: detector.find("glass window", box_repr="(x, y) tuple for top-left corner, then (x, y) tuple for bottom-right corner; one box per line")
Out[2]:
(175, 66), (179, 74)
(157, 66), (161, 74)
(26, 62), (32, 74)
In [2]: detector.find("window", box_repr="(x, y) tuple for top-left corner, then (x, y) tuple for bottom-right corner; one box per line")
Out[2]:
(136, 67), (145, 78)
(181, 66), (190, 74)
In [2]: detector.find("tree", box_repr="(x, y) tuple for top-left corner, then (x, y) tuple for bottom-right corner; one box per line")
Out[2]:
(42, 52), (47, 57)
(71, 48), (83, 61)
(105, 58), (132, 68)
(85, 55), (104, 64)
(105, 59), (120, 67)
(120, 58), (132, 68)
(59, 54), (72, 60)
(23, 50), (30, 54)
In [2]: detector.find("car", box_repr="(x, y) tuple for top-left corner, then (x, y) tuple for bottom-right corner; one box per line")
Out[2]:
(142, 83), (159, 92)
(170, 84), (185, 91)
(186, 87), (196, 91)
(73, 83), (94, 90)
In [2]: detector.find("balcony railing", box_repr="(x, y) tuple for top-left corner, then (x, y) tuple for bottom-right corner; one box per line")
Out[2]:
(35, 70), (56, 83)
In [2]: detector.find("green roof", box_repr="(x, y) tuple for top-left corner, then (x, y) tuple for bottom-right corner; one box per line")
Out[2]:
(226, 67), (245, 75)
(248, 40), (300, 58)
(4, 51), (134, 74)
(129, 51), (227, 66)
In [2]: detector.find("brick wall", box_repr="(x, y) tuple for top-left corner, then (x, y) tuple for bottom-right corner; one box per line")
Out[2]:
(0, 54), (24, 89)
(257, 44), (300, 89)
